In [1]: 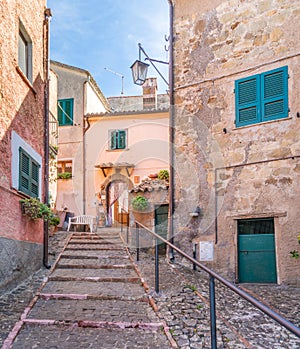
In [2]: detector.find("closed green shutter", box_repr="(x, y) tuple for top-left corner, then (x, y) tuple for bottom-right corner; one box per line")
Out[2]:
(235, 75), (260, 127)
(31, 162), (39, 197)
(64, 99), (73, 125)
(111, 130), (117, 150)
(57, 101), (63, 125)
(19, 148), (40, 197)
(118, 130), (126, 149)
(58, 99), (73, 126)
(19, 148), (30, 194)
(261, 66), (288, 122)
(235, 66), (288, 127)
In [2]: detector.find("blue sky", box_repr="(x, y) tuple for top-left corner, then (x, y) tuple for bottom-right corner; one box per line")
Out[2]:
(47, 0), (170, 97)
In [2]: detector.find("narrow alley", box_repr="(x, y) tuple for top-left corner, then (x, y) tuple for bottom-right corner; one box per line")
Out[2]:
(1, 229), (299, 349)
(1, 229), (173, 349)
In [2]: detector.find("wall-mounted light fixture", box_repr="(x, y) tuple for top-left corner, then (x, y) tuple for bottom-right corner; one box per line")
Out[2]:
(130, 43), (169, 86)
(190, 206), (201, 217)
(130, 59), (149, 86)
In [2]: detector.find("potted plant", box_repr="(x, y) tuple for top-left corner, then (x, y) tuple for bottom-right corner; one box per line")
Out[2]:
(57, 172), (72, 180)
(20, 197), (60, 234)
(131, 195), (149, 212)
(20, 197), (47, 220)
(158, 169), (169, 181)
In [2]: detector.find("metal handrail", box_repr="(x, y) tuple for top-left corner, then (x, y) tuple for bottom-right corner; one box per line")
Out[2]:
(126, 220), (300, 348)
(120, 209), (129, 244)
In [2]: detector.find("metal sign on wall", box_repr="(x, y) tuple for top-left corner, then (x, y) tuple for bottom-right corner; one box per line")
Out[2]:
(199, 241), (214, 261)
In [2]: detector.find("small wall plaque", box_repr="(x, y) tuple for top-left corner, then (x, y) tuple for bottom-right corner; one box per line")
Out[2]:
(199, 241), (214, 261)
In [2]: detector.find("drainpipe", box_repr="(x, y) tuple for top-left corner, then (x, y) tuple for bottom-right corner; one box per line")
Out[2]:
(168, 0), (175, 261)
(82, 80), (91, 216)
(43, 8), (52, 269)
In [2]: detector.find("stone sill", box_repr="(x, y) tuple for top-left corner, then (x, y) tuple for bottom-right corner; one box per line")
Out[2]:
(106, 148), (129, 152)
(233, 116), (292, 131)
(16, 66), (37, 96)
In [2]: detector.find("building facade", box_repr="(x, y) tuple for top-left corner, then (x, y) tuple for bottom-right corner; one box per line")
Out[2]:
(50, 61), (110, 219)
(85, 79), (169, 229)
(0, 0), (49, 289)
(172, 0), (300, 284)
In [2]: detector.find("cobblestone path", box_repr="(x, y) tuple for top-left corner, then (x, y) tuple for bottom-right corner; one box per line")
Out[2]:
(135, 250), (300, 349)
(2, 230), (174, 349)
(1, 229), (299, 349)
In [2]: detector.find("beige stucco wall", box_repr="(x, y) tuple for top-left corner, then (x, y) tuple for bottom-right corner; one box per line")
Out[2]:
(84, 112), (169, 218)
(51, 62), (108, 215)
(172, 0), (300, 284)
(84, 83), (107, 114)
(49, 70), (58, 208)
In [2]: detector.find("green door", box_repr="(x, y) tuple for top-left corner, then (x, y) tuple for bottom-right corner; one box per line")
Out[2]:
(155, 205), (169, 253)
(238, 218), (277, 283)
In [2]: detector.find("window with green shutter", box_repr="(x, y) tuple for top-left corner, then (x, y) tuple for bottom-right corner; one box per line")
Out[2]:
(110, 130), (127, 150)
(235, 66), (288, 127)
(58, 99), (74, 126)
(19, 147), (40, 197)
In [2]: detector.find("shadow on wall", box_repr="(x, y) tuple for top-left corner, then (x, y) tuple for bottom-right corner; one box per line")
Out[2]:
(0, 73), (46, 290)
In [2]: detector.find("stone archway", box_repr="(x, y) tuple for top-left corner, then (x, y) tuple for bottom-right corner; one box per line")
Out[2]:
(103, 174), (133, 227)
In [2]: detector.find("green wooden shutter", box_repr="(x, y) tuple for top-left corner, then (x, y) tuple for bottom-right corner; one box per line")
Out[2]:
(19, 148), (39, 197)
(235, 75), (260, 127)
(261, 66), (288, 122)
(64, 99), (73, 125)
(58, 99), (73, 126)
(57, 101), (63, 126)
(31, 162), (39, 197)
(19, 148), (30, 195)
(118, 130), (126, 149)
(111, 130), (117, 150)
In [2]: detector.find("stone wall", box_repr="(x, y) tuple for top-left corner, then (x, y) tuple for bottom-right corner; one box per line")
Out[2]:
(172, 0), (300, 284)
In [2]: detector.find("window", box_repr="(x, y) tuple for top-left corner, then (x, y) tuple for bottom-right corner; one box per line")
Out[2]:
(19, 148), (40, 197)
(134, 175), (140, 184)
(238, 218), (274, 235)
(18, 21), (32, 82)
(57, 160), (72, 179)
(58, 99), (74, 126)
(110, 130), (127, 150)
(57, 160), (72, 174)
(235, 66), (288, 127)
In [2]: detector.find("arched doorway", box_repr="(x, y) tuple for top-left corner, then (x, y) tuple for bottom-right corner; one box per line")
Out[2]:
(106, 180), (129, 226)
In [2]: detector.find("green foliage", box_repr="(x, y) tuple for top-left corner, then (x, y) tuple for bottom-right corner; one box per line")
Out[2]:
(185, 284), (197, 292)
(57, 172), (72, 180)
(49, 215), (60, 226)
(20, 197), (59, 226)
(290, 250), (299, 259)
(289, 234), (300, 259)
(157, 169), (169, 180)
(131, 195), (149, 211)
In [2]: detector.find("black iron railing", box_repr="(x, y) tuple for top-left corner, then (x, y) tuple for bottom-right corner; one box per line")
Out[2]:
(121, 220), (300, 349)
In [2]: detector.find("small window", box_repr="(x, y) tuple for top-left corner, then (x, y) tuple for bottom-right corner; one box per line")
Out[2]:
(19, 147), (40, 197)
(57, 160), (72, 174)
(134, 175), (140, 184)
(18, 21), (32, 82)
(238, 218), (274, 235)
(109, 130), (127, 150)
(235, 66), (288, 127)
(58, 99), (74, 126)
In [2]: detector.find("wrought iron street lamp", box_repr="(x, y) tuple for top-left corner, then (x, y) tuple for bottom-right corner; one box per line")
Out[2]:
(130, 59), (149, 86)
(130, 43), (169, 86)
